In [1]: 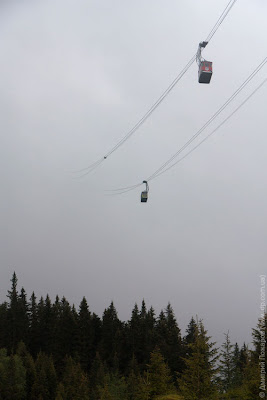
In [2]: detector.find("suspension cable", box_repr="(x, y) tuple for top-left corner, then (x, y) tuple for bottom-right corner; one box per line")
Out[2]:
(109, 57), (267, 194)
(151, 77), (267, 182)
(146, 56), (267, 182)
(74, 0), (238, 174)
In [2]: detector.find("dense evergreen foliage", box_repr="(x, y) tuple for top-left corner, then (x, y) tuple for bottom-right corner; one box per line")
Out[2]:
(0, 273), (265, 399)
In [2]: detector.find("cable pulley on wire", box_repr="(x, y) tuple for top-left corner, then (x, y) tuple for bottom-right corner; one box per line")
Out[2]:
(196, 41), (213, 84)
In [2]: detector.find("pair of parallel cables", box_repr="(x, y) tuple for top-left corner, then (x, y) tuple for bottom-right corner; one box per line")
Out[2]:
(110, 58), (267, 195)
(74, 0), (238, 179)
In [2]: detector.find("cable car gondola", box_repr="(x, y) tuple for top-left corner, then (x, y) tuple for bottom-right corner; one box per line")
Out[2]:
(198, 60), (213, 83)
(141, 181), (149, 203)
(196, 41), (213, 84)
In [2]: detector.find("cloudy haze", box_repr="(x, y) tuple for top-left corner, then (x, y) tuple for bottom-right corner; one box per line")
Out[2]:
(1, 0), (267, 347)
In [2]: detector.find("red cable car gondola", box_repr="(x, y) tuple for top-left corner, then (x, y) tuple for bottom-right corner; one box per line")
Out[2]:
(198, 60), (213, 83)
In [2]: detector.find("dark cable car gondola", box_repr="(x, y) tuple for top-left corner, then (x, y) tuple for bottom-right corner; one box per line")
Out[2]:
(141, 181), (149, 203)
(196, 41), (213, 84)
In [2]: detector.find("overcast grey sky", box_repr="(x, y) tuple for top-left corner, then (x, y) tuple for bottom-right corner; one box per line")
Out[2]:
(1, 0), (267, 347)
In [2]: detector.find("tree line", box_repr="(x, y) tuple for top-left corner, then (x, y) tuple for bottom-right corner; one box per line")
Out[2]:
(0, 272), (265, 399)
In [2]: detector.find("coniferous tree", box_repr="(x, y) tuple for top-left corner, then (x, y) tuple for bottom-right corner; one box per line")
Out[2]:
(180, 316), (198, 374)
(231, 343), (243, 388)
(36, 294), (58, 356)
(97, 372), (128, 400)
(219, 331), (235, 393)
(53, 297), (78, 364)
(99, 302), (122, 369)
(242, 313), (267, 400)
(90, 353), (108, 400)
(59, 356), (90, 400)
(35, 297), (46, 354)
(16, 341), (37, 400)
(178, 320), (219, 400)
(128, 303), (142, 364)
(132, 301), (157, 370)
(42, 295), (55, 354)
(91, 312), (102, 356)
(155, 310), (166, 341)
(239, 343), (249, 381)
(55, 383), (65, 400)
(6, 272), (21, 351)
(251, 312), (267, 361)
(183, 316), (197, 355)
(146, 346), (174, 398)
(17, 287), (29, 345)
(77, 297), (94, 371)
(0, 350), (26, 400)
(156, 303), (183, 376)
(0, 302), (8, 348)
(126, 355), (143, 400)
(7, 354), (26, 400)
(138, 300), (149, 368)
(28, 292), (39, 356)
(127, 369), (151, 400)
(145, 306), (157, 361)
(30, 352), (57, 400)
(0, 348), (9, 397)
(5, 274), (29, 350)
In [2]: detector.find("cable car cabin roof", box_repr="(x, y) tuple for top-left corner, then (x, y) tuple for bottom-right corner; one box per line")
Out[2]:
(198, 61), (212, 84)
(141, 191), (148, 202)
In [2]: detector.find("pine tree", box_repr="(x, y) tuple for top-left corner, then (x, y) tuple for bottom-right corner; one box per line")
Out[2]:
(18, 287), (29, 345)
(5, 274), (29, 351)
(99, 302), (122, 369)
(7, 272), (18, 303)
(28, 292), (39, 356)
(146, 346), (174, 398)
(16, 341), (37, 400)
(55, 382), (65, 400)
(128, 303), (142, 364)
(156, 303), (183, 376)
(0, 348), (9, 396)
(35, 294), (57, 355)
(97, 372), (128, 400)
(145, 306), (157, 363)
(239, 343), (249, 379)
(59, 356), (90, 399)
(178, 319), (219, 400)
(35, 296), (46, 354)
(127, 355), (141, 400)
(0, 351), (26, 400)
(183, 317), (197, 354)
(219, 331), (235, 393)
(252, 312), (267, 362)
(241, 312), (267, 400)
(130, 301), (157, 370)
(231, 343), (243, 388)
(0, 302), (8, 348)
(6, 272), (20, 351)
(42, 295), (54, 354)
(53, 297), (78, 363)
(90, 353), (108, 400)
(127, 369), (151, 400)
(77, 297), (94, 371)
(30, 352), (57, 400)
(91, 312), (102, 355)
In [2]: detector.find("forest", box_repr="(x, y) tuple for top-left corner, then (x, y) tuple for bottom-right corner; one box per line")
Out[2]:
(0, 272), (265, 400)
